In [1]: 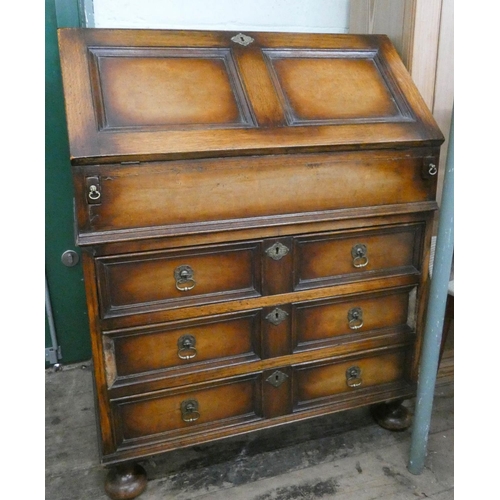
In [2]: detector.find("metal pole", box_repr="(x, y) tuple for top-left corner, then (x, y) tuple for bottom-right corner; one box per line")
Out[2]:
(45, 274), (62, 367)
(408, 110), (454, 474)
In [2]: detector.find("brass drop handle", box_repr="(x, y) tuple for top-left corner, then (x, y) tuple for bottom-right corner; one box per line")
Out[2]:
(351, 244), (368, 268)
(181, 399), (200, 423)
(428, 163), (437, 176)
(348, 307), (364, 330)
(88, 184), (101, 200)
(85, 176), (102, 204)
(346, 366), (362, 388)
(174, 265), (196, 292)
(177, 334), (197, 360)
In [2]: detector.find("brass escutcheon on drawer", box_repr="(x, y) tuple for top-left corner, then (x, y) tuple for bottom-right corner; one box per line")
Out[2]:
(265, 242), (289, 260)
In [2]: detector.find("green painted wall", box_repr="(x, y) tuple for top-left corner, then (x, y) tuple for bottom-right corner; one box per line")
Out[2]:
(45, 0), (91, 366)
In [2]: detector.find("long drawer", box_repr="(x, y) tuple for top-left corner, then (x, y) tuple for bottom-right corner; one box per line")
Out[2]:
(95, 224), (422, 321)
(102, 284), (416, 390)
(75, 150), (436, 240)
(110, 346), (410, 452)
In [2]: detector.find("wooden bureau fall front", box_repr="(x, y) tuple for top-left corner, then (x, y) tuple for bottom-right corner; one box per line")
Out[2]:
(58, 29), (444, 499)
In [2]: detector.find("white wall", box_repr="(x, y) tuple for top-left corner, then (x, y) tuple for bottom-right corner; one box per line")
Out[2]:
(91, 0), (349, 33)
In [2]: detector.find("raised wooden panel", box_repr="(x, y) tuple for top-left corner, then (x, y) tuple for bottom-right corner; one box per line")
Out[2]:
(88, 47), (255, 131)
(264, 49), (413, 126)
(58, 29), (443, 164)
(96, 242), (262, 318)
(294, 223), (423, 290)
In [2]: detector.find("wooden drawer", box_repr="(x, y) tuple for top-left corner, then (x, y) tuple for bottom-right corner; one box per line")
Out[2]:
(103, 311), (261, 387)
(294, 224), (422, 290)
(293, 287), (415, 350)
(112, 375), (261, 447)
(75, 150), (436, 241)
(95, 242), (262, 318)
(295, 348), (409, 409)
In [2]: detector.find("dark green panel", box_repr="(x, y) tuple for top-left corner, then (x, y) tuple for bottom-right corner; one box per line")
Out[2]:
(45, 0), (90, 365)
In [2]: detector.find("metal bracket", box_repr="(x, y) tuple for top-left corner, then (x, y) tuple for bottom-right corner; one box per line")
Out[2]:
(45, 346), (62, 365)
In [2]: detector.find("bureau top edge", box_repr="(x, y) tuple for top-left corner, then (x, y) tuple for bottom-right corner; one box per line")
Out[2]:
(58, 28), (444, 166)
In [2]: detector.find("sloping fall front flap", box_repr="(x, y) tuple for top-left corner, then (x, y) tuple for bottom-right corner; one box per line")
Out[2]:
(58, 29), (444, 165)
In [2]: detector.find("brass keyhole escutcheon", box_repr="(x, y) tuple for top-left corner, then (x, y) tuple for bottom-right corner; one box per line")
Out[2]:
(266, 370), (288, 388)
(174, 265), (196, 291)
(265, 242), (289, 261)
(265, 308), (288, 326)
(181, 399), (200, 423)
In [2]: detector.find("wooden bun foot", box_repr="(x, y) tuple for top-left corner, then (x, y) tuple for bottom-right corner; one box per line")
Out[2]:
(105, 463), (147, 500)
(371, 399), (412, 431)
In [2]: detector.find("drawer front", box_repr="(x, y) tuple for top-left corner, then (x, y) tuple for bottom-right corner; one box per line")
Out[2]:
(103, 311), (261, 386)
(295, 224), (422, 290)
(113, 376), (261, 445)
(96, 242), (261, 318)
(76, 151), (435, 237)
(294, 288), (414, 349)
(295, 349), (408, 407)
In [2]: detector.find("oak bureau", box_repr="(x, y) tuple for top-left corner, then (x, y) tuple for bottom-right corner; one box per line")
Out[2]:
(57, 29), (444, 499)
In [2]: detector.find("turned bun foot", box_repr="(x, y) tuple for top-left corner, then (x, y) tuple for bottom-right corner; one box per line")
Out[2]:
(105, 463), (147, 500)
(371, 399), (412, 431)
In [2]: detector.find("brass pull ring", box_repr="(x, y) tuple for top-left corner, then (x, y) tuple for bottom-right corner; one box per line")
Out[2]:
(174, 265), (196, 292)
(88, 185), (101, 200)
(348, 307), (364, 330)
(351, 244), (368, 268)
(181, 400), (200, 423)
(346, 366), (362, 388)
(428, 163), (437, 176)
(177, 334), (197, 360)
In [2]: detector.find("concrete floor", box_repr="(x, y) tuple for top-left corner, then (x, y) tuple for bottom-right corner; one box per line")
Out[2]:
(45, 363), (453, 500)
